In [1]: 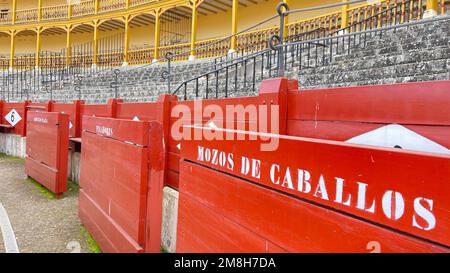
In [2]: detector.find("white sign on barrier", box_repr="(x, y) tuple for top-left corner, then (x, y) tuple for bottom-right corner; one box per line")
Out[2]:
(4, 109), (22, 127)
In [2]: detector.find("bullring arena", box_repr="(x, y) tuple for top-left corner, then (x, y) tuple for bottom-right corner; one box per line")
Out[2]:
(0, 0), (449, 256)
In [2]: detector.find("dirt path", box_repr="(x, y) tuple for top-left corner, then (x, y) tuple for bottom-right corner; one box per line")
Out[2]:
(0, 154), (92, 253)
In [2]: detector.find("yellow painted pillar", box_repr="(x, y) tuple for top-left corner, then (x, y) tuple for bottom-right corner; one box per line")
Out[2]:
(123, 18), (130, 65)
(12, 0), (17, 24)
(153, 12), (161, 62)
(95, 0), (100, 14)
(283, 0), (289, 39)
(9, 32), (15, 70)
(189, 2), (198, 60)
(229, 0), (238, 53)
(35, 30), (42, 68)
(68, 0), (73, 19)
(38, 0), (42, 21)
(341, 0), (349, 29)
(93, 23), (99, 66)
(424, 0), (439, 17)
(66, 29), (72, 66)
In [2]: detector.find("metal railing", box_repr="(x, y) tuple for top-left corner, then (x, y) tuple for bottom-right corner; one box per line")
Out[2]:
(2, 0), (445, 69)
(1, 0), (449, 102)
(169, 0), (441, 100)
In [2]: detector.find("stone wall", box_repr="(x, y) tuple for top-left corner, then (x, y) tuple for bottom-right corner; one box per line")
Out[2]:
(0, 133), (26, 158)
(291, 18), (450, 89)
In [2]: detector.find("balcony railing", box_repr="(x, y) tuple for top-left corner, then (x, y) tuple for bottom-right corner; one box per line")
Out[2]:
(130, 0), (158, 8)
(41, 4), (69, 21)
(128, 47), (155, 65)
(15, 8), (38, 24)
(0, 10), (12, 24)
(72, 0), (96, 18)
(99, 0), (127, 13)
(1, 0), (449, 27)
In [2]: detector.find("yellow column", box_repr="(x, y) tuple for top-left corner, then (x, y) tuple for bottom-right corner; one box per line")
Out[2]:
(153, 12), (161, 62)
(189, 2), (198, 60)
(38, 0), (42, 21)
(68, 0), (73, 19)
(95, 0), (100, 14)
(66, 29), (72, 66)
(35, 29), (42, 68)
(283, 0), (289, 39)
(12, 0), (17, 24)
(424, 0), (439, 17)
(229, 0), (238, 53)
(123, 18), (130, 65)
(341, 0), (349, 29)
(93, 23), (99, 66)
(9, 32), (15, 70)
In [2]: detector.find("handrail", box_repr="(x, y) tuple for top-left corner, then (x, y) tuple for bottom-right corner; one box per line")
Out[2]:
(0, 0), (436, 68)
(169, 0), (420, 99)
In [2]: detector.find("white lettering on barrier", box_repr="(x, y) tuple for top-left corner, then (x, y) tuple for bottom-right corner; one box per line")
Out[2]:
(33, 117), (48, 124)
(196, 145), (437, 232)
(95, 126), (113, 137)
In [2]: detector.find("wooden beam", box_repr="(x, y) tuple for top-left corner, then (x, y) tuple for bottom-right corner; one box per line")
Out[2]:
(201, 1), (227, 12)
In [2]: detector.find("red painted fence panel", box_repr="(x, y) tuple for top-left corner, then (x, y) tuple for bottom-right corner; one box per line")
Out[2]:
(287, 80), (450, 153)
(79, 114), (166, 253)
(25, 111), (69, 195)
(52, 101), (84, 138)
(177, 127), (450, 252)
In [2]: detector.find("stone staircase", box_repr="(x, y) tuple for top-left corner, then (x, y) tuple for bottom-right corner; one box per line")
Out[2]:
(25, 59), (219, 103)
(291, 17), (450, 89)
(2, 15), (450, 103)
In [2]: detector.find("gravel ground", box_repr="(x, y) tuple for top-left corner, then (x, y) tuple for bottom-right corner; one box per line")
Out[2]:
(0, 154), (91, 253)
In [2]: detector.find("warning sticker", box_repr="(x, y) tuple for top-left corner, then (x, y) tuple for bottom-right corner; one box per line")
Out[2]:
(4, 109), (22, 127)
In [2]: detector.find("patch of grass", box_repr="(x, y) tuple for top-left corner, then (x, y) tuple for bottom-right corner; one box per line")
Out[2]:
(26, 177), (80, 199)
(65, 179), (80, 197)
(80, 225), (102, 253)
(0, 152), (25, 163)
(26, 177), (57, 200)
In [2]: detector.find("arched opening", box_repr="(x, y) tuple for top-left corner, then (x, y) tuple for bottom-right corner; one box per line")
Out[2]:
(70, 24), (95, 67)
(14, 29), (37, 69)
(160, 7), (192, 46)
(128, 13), (156, 65)
(0, 32), (10, 69)
(97, 18), (126, 67)
(40, 27), (67, 68)
(158, 6), (193, 60)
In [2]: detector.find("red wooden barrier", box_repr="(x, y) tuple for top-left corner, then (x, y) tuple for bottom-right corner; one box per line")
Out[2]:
(0, 101), (30, 136)
(27, 101), (53, 112)
(25, 111), (70, 196)
(166, 78), (296, 189)
(287, 80), (450, 153)
(80, 117), (150, 252)
(52, 100), (84, 138)
(177, 126), (450, 252)
(79, 95), (171, 253)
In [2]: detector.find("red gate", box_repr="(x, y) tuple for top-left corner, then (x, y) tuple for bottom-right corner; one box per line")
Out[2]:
(79, 115), (166, 253)
(25, 111), (70, 196)
(177, 126), (450, 252)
